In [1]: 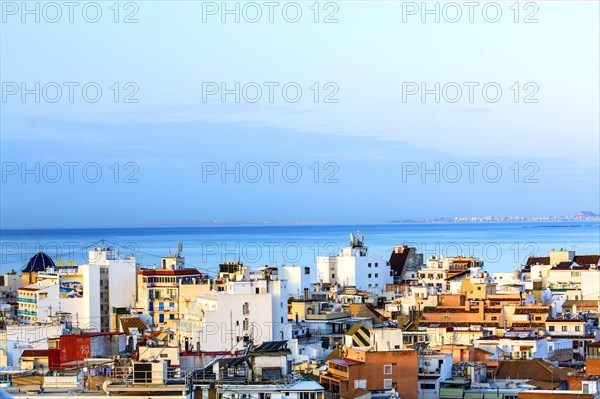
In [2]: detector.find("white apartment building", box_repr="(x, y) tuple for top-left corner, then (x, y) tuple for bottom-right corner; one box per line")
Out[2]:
(277, 265), (313, 299)
(475, 336), (549, 360)
(179, 278), (289, 352)
(16, 247), (136, 332)
(317, 232), (392, 293)
(418, 352), (453, 399)
(0, 272), (20, 303)
(194, 380), (324, 399)
(418, 256), (484, 294)
(526, 251), (600, 293)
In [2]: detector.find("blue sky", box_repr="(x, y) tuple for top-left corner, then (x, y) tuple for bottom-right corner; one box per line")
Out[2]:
(1, 1), (599, 228)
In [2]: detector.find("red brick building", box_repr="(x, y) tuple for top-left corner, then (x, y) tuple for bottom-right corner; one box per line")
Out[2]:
(320, 348), (418, 399)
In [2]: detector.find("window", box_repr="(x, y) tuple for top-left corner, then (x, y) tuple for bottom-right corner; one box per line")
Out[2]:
(375, 263), (378, 267)
(368, 263), (372, 267)
(243, 302), (250, 315)
(383, 379), (393, 389)
(491, 316), (497, 321)
(562, 326), (568, 332)
(368, 274), (372, 278)
(549, 326), (555, 331)
(420, 383), (436, 390)
(383, 365), (392, 374)
(354, 380), (367, 389)
(375, 274), (379, 278)
(169, 314), (174, 319)
(575, 326), (581, 332)
(332, 274), (335, 279)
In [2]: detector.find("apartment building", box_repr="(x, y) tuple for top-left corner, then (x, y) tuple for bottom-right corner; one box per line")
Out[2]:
(320, 347), (418, 399)
(317, 232), (392, 293)
(136, 249), (203, 331)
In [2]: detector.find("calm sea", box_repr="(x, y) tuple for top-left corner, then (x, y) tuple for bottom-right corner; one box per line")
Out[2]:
(1, 222), (599, 275)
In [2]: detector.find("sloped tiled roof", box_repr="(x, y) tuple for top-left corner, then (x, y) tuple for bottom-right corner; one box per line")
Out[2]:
(573, 255), (600, 266)
(551, 261), (592, 271)
(495, 359), (572, 383)
(526, 257), (550, 267)
(348, 303), (388, 322)
(21, 350), (49, 358)
(389, 247), (410, 275)
(120, 316), (148, 334)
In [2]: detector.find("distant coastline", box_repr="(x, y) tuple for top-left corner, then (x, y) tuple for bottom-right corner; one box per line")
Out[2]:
(392, 211), (600, 224)
(2, 212), (599, 230)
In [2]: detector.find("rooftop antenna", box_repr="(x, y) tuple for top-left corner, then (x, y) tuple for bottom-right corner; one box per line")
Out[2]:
(178, 241), (183, 257)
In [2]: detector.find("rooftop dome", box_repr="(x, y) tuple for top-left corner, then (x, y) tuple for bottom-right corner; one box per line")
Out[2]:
(23, 252), (55, 273)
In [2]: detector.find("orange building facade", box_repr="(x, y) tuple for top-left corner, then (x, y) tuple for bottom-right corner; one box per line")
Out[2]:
(320, 348), (418, 399)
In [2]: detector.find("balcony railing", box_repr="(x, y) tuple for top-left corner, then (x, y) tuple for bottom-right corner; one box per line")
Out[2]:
(17, 309), (38, 316)
(17, 297), (37, 303)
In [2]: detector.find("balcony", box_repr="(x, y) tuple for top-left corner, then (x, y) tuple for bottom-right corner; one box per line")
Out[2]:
(17, 309), (38, 316)
(17, 297), (37, 303)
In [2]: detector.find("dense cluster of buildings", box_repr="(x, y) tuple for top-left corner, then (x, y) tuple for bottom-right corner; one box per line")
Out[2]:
(1, 232), (600, 398)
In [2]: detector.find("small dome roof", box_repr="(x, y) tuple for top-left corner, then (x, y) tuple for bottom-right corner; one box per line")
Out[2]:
(23, 252), (55, 273)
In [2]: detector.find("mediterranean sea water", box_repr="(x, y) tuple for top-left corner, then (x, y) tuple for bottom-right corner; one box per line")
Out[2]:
(1, 222), (599, 276)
